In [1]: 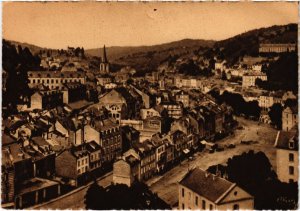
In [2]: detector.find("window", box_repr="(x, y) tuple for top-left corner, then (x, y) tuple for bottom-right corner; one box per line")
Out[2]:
(182, 188), (184, 197)
(202, 200), (206, 209)
(51, 79), (54, 83)
(33, 79), (36, 83)
(233, 204), (239, 210)
(289, 153), (294, 162)
(78, 169), (81, 174)
(77, 161), (80, 167)
(289, 140), (295, 149)
(195, 196), (198, 206)
(209, 204), (213, 210)
(289, 166), (294, 175)
(188, 192), (191, 200)
(182, 203), (185, 210)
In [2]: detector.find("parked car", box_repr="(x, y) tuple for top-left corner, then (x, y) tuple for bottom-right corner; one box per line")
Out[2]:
(209, 149), (215, 153)
(228, 144), (236, 148)
(216, 147), (224, 152)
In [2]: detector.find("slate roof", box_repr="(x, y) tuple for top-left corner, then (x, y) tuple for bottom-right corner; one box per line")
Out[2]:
(28, 71), (85, 78)
(179, 168), (235, 204)
(274, 127), (298, 151)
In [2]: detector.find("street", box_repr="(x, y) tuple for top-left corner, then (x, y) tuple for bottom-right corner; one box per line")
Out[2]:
(147, 117), (278, 207)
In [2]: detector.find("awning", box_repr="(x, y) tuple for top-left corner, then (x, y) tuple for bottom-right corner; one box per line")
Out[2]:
(183, 149), (190, 154)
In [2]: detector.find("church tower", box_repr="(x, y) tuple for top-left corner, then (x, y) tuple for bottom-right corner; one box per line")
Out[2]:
(100, 45), (110, 74)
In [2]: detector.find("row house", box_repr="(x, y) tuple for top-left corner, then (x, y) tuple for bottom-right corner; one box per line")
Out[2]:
(120, 125), (140, 153)
(27, 71), (86, 90)
(259, 92), (284, 109)
(282, 106), (298, 132)
(84, 119), (122, 164)
(175, 90), (190, 108)
(123, 140), (156, 181)
(2, 138), (59, 209)
(30, 91), (63, 110)
(170, 130), (191, 161)
(55, 148), (89, 187)
(113, 155), (140, 187)
(161, 102), (183, 119)
(242, 72), (267, 87)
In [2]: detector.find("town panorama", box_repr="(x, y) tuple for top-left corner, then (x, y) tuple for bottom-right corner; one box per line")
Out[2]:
(1, 2), (299, 210)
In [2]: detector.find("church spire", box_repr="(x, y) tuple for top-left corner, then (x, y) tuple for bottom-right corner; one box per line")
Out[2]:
(102, 45), (108, 63)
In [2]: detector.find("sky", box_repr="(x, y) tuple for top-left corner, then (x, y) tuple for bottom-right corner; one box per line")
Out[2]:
(2, 2), (298, 49)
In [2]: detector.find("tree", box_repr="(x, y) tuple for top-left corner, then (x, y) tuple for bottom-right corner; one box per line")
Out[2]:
(85, 181), (106, 210)
(268, 103), (283, 129)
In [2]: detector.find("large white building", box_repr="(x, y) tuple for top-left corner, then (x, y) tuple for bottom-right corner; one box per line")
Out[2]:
(259, 43), (296, 53)
(28, 71), (86, 90)
(179, 168), (254, 210)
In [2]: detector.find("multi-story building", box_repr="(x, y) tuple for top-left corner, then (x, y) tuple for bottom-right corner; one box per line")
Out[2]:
(113, 155), (139, 187)
(259, 43), (296, 53)
(179, 168), (254, 210)
(61, 83), (87, 104)
(242, 72), (267, 87)
(161, 102), (183, 119)
(175, 91), (190, 108)
(282, 106), (298, 132)
(30, 91), (63, 110)
(98, 87), (142, 122)
(259, 93), (283, 109)
(55, 147), (89, 187)
(174, 77), (202, 89)
(27, 71), (86, 90)
(274, 127), (298, 183)
(84, 119), (122, 163)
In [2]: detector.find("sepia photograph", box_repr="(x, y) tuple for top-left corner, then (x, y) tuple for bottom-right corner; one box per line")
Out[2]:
(1, 2), (299, 210)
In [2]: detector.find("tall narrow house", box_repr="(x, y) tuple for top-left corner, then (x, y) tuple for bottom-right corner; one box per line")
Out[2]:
(100, 45), (110, 74)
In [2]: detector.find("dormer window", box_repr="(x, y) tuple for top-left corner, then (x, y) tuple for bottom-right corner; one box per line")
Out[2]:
(289, 140), (295, 149)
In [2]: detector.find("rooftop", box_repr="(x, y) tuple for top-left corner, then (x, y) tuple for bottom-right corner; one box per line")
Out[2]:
(179, 168), (236, 204)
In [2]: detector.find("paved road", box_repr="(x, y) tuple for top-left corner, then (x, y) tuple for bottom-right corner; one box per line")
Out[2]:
(147, 117), (278, 207)
(32, 172), (113, 210)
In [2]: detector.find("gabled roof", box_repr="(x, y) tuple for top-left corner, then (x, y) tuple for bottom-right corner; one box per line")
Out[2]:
(179, 168), (236, 204)
(274, 127), (298, 151)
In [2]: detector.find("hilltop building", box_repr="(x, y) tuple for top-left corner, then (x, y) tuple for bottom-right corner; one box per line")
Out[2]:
(259, 43), (296, 53)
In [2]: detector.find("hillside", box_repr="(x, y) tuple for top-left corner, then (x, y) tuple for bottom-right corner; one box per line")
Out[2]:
(86, 39), (215, 71)
(5, 40), (53, 55)
(210, 23), (297, 65)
